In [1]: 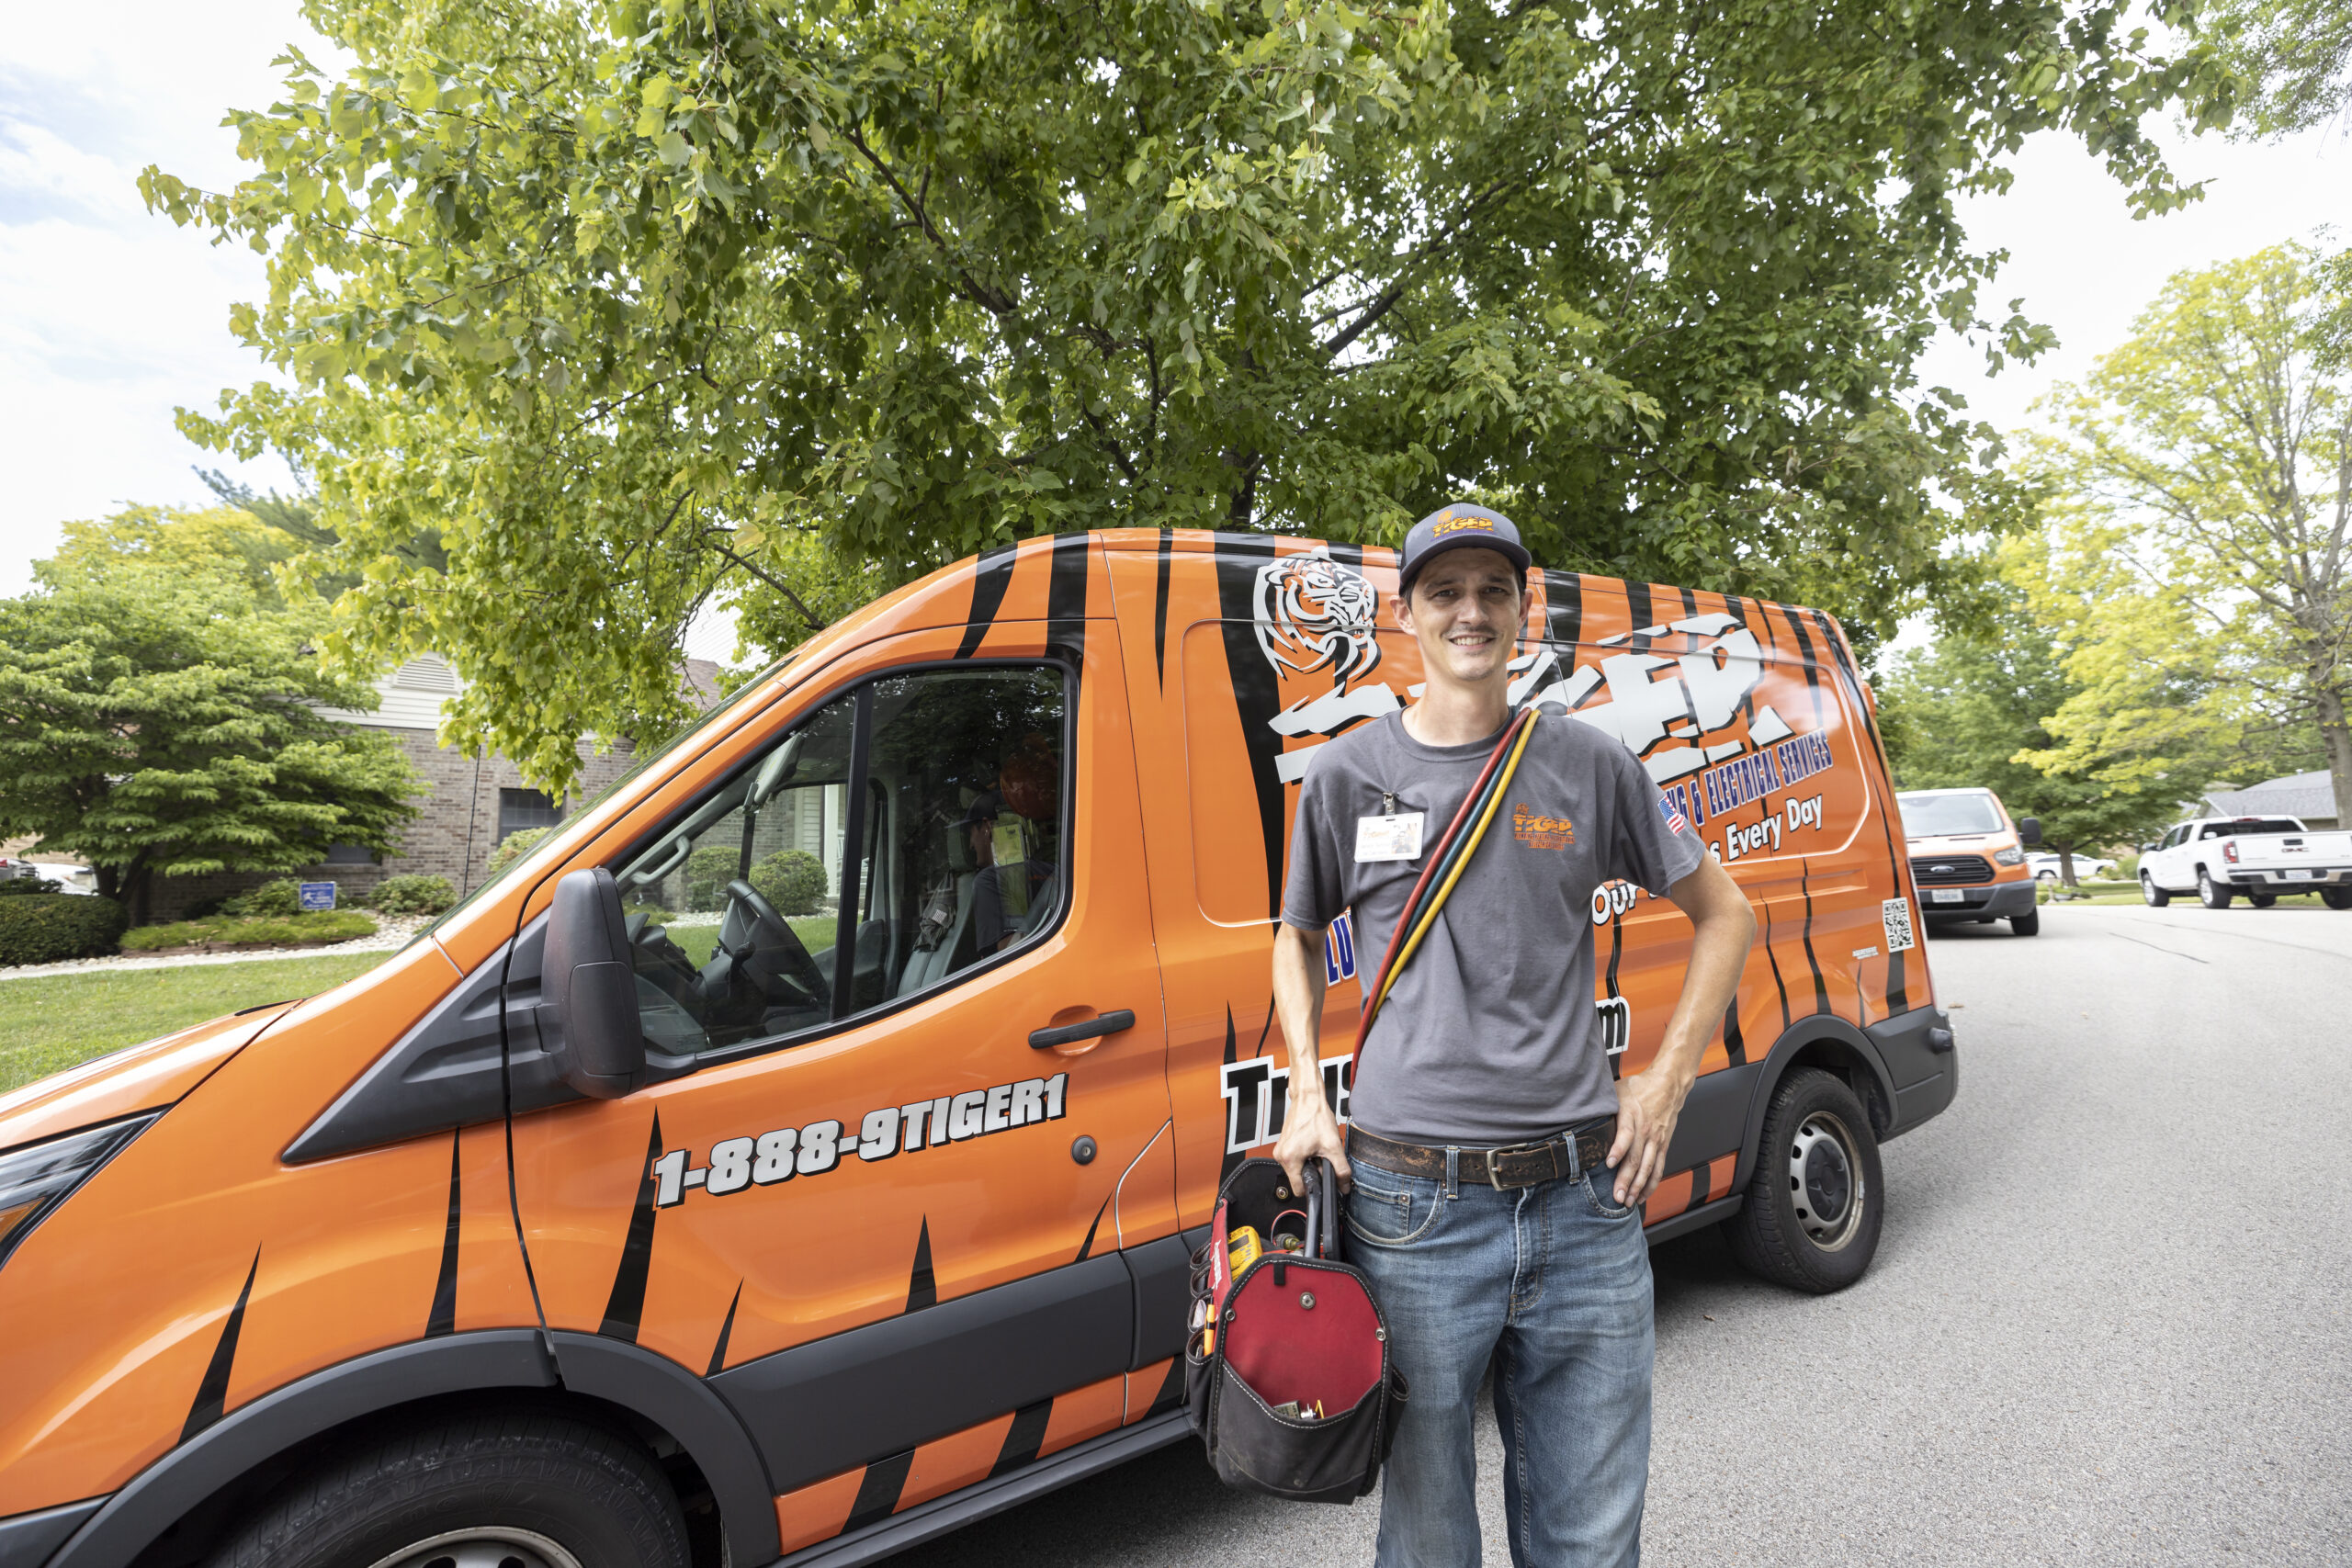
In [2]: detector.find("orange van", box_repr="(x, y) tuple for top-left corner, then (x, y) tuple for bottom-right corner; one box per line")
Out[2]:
(1894, 786), (2043, 936)
(0, 531), (1957, 1568)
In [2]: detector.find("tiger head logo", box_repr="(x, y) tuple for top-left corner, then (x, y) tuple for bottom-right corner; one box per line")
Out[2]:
(1253, 547), (1382, 689)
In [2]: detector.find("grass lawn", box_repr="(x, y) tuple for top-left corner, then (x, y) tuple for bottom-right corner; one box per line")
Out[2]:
(5, 913), (851, 1097)
(0, 953), (388, 1096)
(662, 916), (839, 968)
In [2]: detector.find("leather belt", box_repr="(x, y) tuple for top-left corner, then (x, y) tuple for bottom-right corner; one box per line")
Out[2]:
(1347, 1119), (1618, 1191)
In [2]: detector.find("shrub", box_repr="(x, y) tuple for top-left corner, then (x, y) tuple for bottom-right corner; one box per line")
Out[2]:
(120, 911), (377, 952)
(752, 849), (828, 916)
(0, 895), (129, 965)
(485, 827), (549, 878)
(623, 903), (676, 927)
(0, 876), (61, 897)
(224, 879), (305, 917)
(371, 874), (458, 916)
(683, 844), (739, 911)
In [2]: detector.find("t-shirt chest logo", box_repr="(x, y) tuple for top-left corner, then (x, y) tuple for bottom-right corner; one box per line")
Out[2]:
(1510, 802), (1576, 852)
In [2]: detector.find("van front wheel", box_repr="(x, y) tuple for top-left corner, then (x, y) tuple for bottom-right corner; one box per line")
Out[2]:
(1726, 1067), (1884, 1294)
(206, 1411), (689, 1568)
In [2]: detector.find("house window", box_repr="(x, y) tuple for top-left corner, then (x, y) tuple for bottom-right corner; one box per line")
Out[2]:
(498, 788), (565, 842)
(323, 842), (377, 864)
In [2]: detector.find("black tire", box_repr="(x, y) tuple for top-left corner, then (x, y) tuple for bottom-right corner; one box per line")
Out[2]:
(207, 1410), (689, 1568)
(2198, 868), (2233, 909)
(1726, 1067), (1884, 1294)
(2141, 874), (2169, 908)
(2009, 909), (2041, 935)
(2247, 891), (2277, 908)
(2324, 886), (2352, 910)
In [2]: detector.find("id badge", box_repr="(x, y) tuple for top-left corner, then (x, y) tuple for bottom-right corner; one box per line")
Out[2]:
(1355, 812), (1425, 863)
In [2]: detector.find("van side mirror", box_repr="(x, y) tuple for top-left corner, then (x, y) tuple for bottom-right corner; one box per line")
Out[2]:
(539, 868), (645, 1099)
(2018, 818), (2042, 847)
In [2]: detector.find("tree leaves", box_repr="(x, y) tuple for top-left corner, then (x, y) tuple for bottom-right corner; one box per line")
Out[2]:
(144, 0), (2229, 795)
(2018, 245), (2351, 820)
(0, 508), (424, 920)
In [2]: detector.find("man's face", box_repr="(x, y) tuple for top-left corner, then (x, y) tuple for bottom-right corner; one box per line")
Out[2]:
(1396, 547), (1524, 689)
(967, 818), (996, 866)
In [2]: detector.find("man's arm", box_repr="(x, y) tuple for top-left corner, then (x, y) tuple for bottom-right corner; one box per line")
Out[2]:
(1606, 852), (1755, 1205)
(1271, 921), (1351, 1190)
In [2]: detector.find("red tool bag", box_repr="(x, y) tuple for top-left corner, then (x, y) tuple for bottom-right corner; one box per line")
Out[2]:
(1183, 1155), (1403, 1503)
(1182, 706), (1541, 1503)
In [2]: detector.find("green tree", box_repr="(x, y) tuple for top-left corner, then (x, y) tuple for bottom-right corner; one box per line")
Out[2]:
(142, 0), (2227, 795)
(1883, 540), (2181, 886)
(2208, 0), (2349, 136)
(2020, 246), (2352, 826)
(0, 509), (421, 924)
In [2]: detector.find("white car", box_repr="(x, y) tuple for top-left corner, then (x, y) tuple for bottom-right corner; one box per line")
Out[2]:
(2025, 852), (2115, 882)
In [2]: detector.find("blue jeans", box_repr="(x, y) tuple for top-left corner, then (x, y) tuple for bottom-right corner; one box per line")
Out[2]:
(1346, 1143), (1654, 1568)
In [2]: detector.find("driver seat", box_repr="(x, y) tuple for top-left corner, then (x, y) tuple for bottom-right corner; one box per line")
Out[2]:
(898, 823), (982, 997)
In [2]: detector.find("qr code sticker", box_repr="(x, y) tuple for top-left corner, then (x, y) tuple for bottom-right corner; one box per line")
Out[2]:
(1882, 897), (1916, 953)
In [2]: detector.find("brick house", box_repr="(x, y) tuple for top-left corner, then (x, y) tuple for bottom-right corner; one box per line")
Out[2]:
(135, 653), (726, 919)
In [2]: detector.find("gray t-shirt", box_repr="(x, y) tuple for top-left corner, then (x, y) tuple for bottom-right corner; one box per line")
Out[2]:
(1281, 709), (1706, 1145)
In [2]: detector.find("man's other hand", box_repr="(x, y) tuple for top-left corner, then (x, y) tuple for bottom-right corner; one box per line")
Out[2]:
(1274, 1093), (1351, 1194)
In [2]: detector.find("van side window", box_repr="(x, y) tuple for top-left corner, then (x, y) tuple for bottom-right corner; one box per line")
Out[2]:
(605, 666), (1068, 1061)
(610, 694), (861, 1056)
(859, 668), (1068, 1005)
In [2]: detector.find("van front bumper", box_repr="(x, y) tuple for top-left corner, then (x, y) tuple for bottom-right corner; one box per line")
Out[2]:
(1918, 878), (2038, 919)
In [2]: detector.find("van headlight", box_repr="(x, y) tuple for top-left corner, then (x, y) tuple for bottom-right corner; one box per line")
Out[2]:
(0, 1113), (158, 1267)
(1994, 847), (2025, 865)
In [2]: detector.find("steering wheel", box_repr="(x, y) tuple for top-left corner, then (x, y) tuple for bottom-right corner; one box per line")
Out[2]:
(722, 878), (827, 999)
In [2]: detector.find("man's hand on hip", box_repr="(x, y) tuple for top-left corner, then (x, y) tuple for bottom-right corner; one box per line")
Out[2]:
(1274, 1092), (1351, 1194)
(1606, 1066), (1691, 1207)
(1609, 852), (1757, 1206)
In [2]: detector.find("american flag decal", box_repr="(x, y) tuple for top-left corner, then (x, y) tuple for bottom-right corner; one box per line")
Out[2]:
(1657, 794), (1689, 836)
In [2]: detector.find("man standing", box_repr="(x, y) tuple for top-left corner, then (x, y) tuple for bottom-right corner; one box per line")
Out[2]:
(1271, 505), (1755, 1567)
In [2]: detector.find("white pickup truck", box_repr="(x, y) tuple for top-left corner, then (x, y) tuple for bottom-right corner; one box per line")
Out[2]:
(2139, 816), (2352, 909)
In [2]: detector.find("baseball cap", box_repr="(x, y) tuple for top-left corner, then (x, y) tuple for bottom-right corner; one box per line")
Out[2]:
(1396, 503), (1532, 599)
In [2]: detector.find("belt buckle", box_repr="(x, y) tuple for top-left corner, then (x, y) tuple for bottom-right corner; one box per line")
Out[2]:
(1482, 1138), (1555, 1191)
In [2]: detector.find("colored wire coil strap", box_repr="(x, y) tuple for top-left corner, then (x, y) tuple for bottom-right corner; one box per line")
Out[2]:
(1365, 711), (1540, 1028)
(1350, 707), (1533, 1054)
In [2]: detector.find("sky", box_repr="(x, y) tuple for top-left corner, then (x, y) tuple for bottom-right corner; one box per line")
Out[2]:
(4, 4), (2349, 651)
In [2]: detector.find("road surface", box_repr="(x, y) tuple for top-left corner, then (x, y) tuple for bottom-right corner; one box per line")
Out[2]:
(890, 902), (2352, 1567)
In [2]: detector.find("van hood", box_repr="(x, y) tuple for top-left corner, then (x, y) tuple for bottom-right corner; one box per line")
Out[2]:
(0, 1003), (294, 1152)
(1905, 830), (2013, 856)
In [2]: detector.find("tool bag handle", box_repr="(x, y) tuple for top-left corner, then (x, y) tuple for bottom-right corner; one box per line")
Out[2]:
(1350, 708), (1539, 1066)
(1302, 1155), (1341, 1259)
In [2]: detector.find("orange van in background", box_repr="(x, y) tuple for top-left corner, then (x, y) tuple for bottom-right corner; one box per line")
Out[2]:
(0, 531), (1957, 1568)
(1894, 786), (2043, 937)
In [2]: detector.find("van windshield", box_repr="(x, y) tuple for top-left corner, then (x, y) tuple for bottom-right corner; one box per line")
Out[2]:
(1897, 793), (2003, 836)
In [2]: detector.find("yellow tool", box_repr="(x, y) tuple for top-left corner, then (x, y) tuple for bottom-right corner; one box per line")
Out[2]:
(1226, 1225), (1265, 1277)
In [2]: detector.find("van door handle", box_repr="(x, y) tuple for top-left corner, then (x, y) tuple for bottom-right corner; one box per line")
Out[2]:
(1029, 1010), (1136, 1050)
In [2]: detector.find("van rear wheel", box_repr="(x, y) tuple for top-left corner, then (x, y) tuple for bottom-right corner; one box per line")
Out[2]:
(1725, 1067), (1884, 1294)
(2324, 887), (2352, 910)
(206, 1411), (689, 1568)
(2197, 869), (2233, 909)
